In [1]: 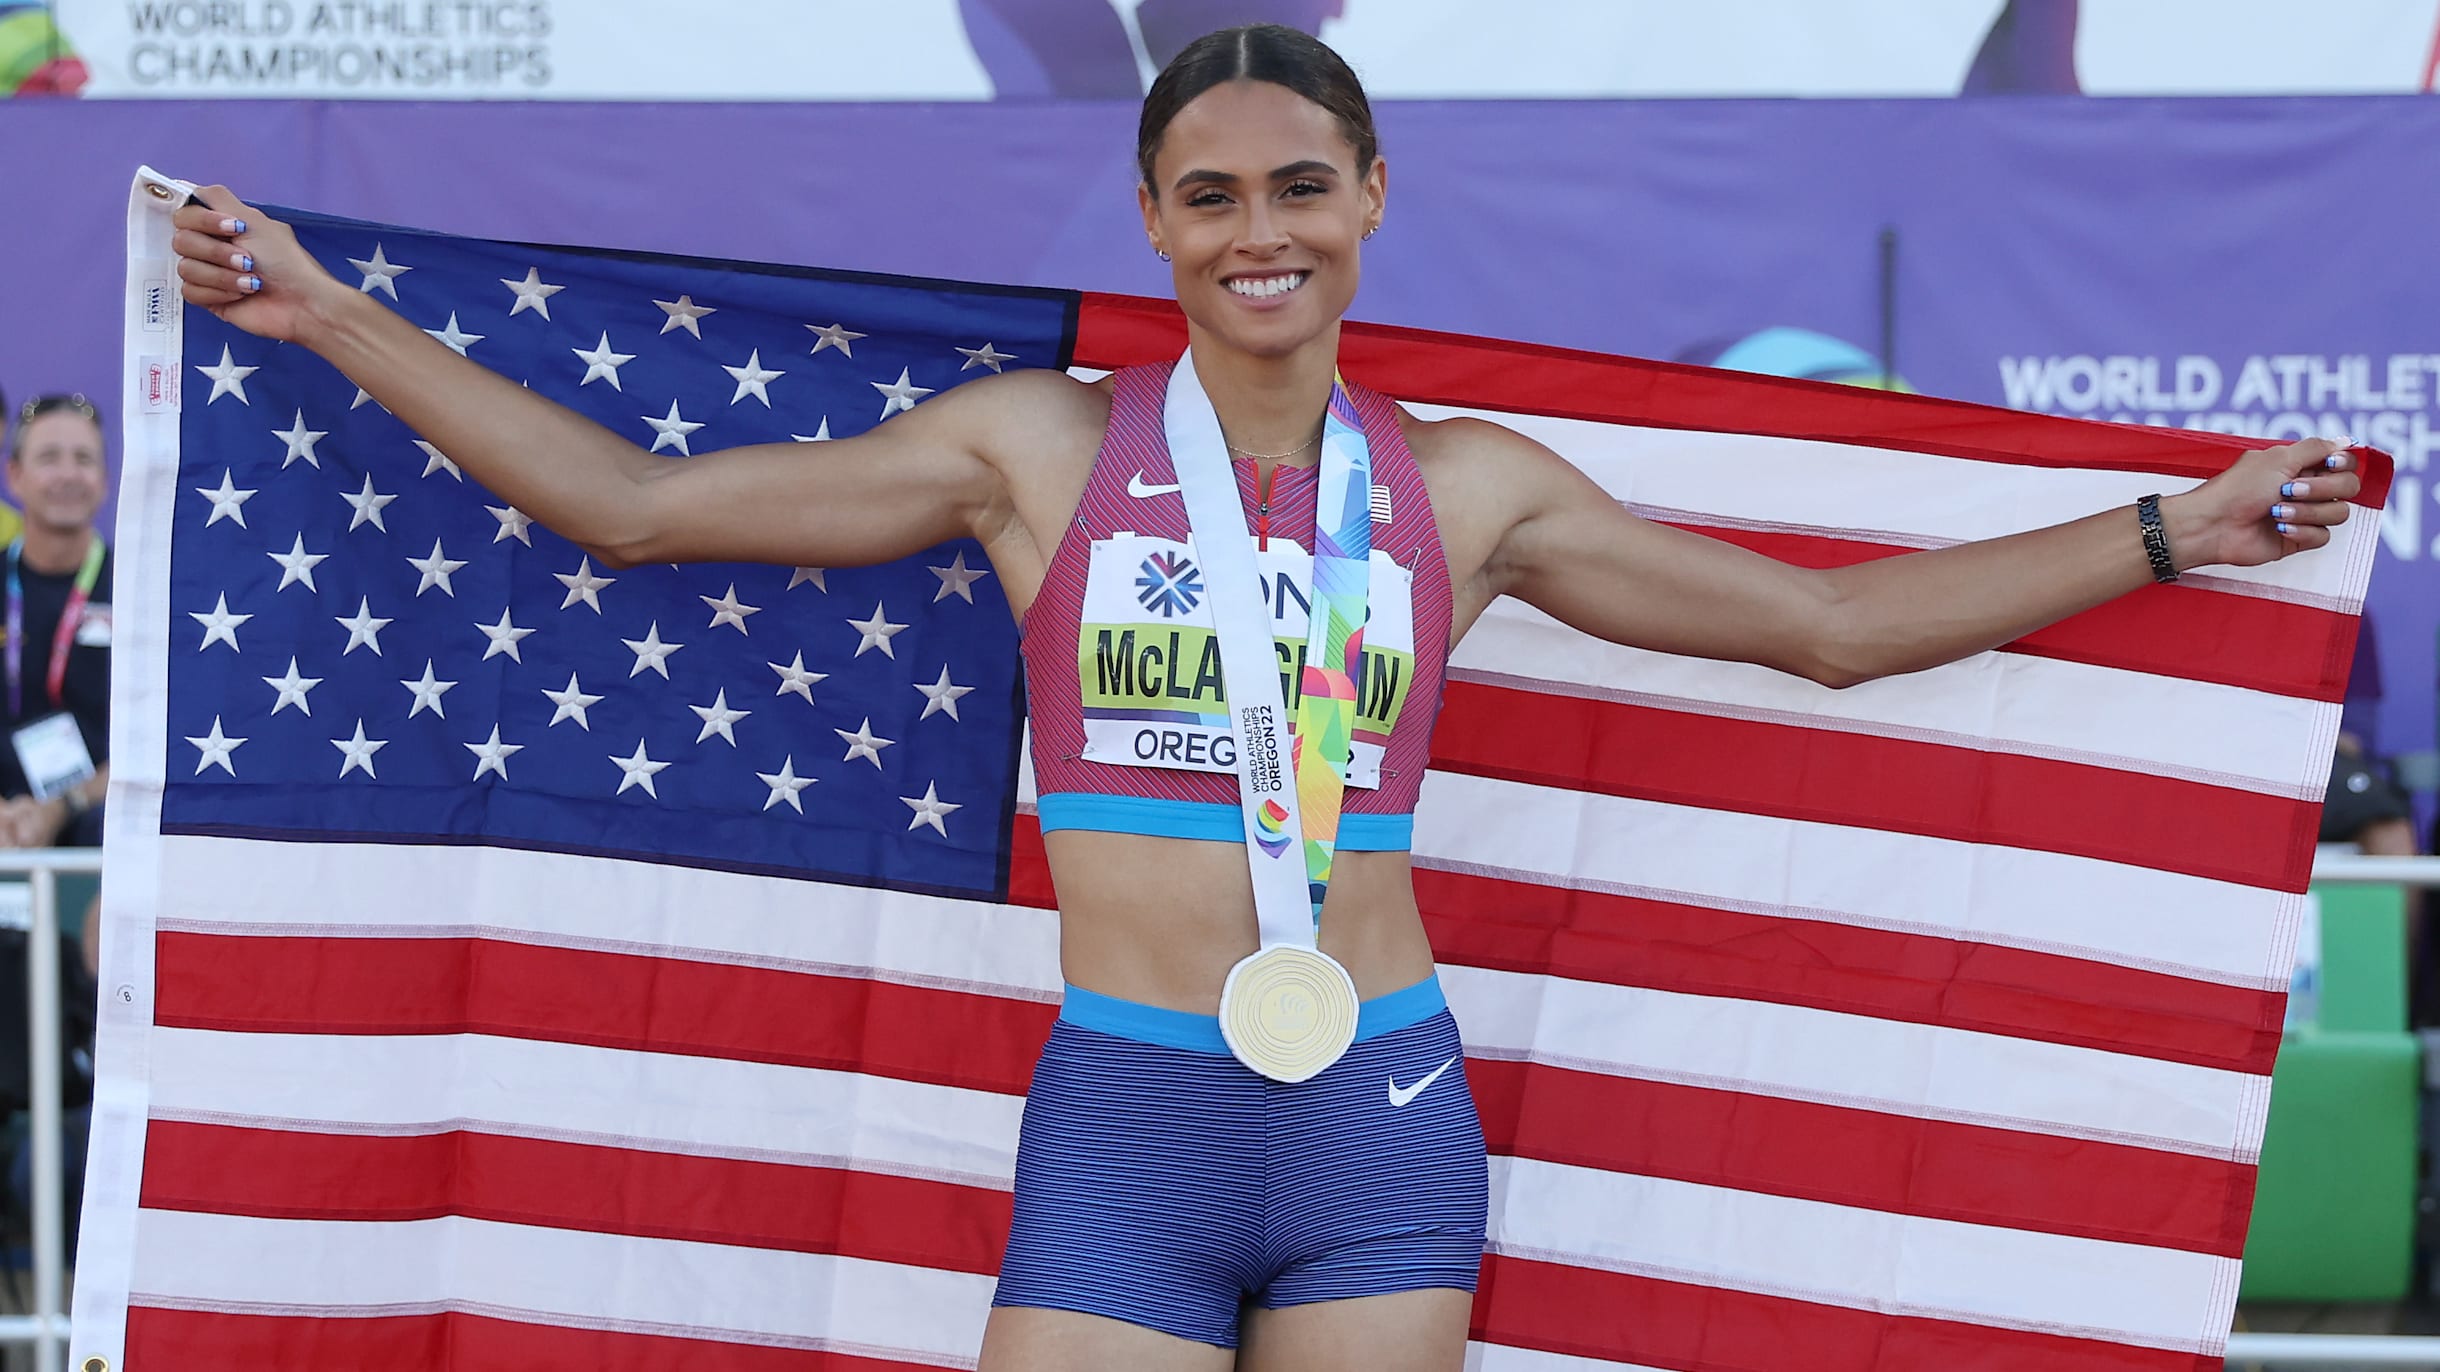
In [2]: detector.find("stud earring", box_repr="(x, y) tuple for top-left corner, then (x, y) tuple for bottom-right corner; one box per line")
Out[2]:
(1155, 247), (1170, 261)
(1362, 225), (1379, 241)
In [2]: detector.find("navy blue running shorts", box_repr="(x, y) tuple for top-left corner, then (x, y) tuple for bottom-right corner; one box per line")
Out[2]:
(991, 974), (1489, 1349)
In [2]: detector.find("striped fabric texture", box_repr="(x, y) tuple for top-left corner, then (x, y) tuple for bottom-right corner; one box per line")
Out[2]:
(80, 192), (2387, 1372)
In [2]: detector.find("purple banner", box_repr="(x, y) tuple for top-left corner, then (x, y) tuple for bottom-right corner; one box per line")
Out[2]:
(7, 95), (2433, 781)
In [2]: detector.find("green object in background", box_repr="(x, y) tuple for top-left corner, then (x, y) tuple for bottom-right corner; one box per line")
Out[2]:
(2239, 882), (2416, 1302)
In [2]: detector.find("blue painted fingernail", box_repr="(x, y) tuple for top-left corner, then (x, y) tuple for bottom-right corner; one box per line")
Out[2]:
(2325, 454), (2347, 469)
(2277, 521), (2296, 535)
(2271, 504), (2293, 520)
(238, 275), (261, 293)
(220, 217), (247, 235)
(235, 253), (254, 273)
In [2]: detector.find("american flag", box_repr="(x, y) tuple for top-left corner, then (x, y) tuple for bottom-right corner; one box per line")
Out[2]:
(78, 174), (2385, 1371)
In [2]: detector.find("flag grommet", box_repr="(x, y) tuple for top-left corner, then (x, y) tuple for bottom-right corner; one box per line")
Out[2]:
(80, 1357), (108, 1372)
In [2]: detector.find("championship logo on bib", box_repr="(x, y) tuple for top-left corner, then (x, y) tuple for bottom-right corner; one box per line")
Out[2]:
(1074, 533), (1416, 786)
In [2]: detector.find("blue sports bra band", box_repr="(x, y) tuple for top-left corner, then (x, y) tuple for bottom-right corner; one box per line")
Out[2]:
(1035, 793), (1415, 852)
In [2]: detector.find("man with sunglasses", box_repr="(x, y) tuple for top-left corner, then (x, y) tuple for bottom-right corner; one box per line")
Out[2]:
(0, 394), (111, 851)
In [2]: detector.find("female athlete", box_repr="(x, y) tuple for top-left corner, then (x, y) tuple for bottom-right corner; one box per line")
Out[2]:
(167, 24), (2357, 1372)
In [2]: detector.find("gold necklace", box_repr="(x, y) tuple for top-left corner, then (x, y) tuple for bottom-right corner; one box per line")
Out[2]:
(1224, 428), (1323, 462)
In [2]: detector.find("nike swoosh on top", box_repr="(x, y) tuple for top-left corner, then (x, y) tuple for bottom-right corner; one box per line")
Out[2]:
(1387, 1055), (1458, 1108)
(1127, 472), (1182, 499)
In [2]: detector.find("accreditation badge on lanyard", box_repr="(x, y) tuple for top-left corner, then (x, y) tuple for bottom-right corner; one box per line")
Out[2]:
(1163, 353), (1374, 1083)
(6, 538), (104, 801)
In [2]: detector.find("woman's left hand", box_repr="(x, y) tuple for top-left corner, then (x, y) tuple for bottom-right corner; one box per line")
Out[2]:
(2167, 435), (2361, 572)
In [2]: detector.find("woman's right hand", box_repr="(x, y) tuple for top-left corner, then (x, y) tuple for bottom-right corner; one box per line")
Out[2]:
(169, 184), (346, 345)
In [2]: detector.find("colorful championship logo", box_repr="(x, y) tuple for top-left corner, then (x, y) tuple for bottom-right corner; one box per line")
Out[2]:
(1135, 550), (1203, 617)
(1253, 798), (1293, 857)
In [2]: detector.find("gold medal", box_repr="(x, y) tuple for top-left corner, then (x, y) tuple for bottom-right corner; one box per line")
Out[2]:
(1219, 944), (1360, 1082)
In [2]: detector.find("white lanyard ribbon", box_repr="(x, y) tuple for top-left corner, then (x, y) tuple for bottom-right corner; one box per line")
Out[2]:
(1164, 353), (1316, 953)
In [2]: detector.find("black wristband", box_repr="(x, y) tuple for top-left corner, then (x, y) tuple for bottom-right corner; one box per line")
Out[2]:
(2136, 494), (2178, 583)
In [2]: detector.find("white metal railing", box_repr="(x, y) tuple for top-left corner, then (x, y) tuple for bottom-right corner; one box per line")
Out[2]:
(0, 850), (2430, 1371)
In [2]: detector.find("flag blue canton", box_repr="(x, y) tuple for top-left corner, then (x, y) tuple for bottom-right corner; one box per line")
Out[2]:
(162, 210), (1076, 901)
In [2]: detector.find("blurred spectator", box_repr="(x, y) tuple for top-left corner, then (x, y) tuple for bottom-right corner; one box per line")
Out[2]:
(2322, 733), (2415, 855)
(0, 395), (112, 850)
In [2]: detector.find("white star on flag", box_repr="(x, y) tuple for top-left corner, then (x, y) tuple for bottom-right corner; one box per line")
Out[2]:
(788, 567), (827, 591)
(189, 594), (250, 652)
(573, 333), (636, 390)
(273, 411), (326, 468)
(195, 345), (258, 405)
(768, 651), (828, 703)
(194, 470), (257, 528)
(901, 782), (962, 837)
(185, 716), (245, 776)
(872, 367), (934, 419)
(929, 550), (991, 603)
(331, 720), (389, 779)
(701, 584), (761, 633)
(835, 717), (894, 769)
(543, 673), (604, 730)
(723, 349), (785, 406)
(466, 725), (525, 781)
(622, 622), (683, 678)
(655, 295), (717, 338)
(407, 538), (469, 596)
(268, 535), (327, 592)
(956, 342), (1015, 373)
(790, 418), (833, 443)
(424, 312), (485, 356)
(342, 473), (398, 532)
(401, 660), (458, 719)
(807, 322), (864, 357)
(555, 557), (616, 612)
(350, 386), (379, 411)
(610, 739), (671, 796)
(914, 664), (975, 722)
(475, 608), (537, 662)
(346, 243), (412, 299)
(644, 400), (706, 456)
(261, 659), (320, 716)
(689, 689), (751, 745)
(335, 598), (393, 656)
(756, 756), (816, 813)
(501, 267), (566, 320)
(488, 505), (534, 546)
(848, 603), (909, 658)
(415, 441), (463, 481)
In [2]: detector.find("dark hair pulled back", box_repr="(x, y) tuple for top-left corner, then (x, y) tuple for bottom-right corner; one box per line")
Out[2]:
(1136, 24), (1377, 189)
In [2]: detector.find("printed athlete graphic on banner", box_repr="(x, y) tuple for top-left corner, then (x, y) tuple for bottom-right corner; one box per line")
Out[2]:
(1077, 536), (1415, 782)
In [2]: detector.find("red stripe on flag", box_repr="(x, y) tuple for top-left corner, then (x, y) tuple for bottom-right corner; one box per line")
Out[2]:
(152, 932), (1053, 1096)
(1413, 865), (2281, 1076)
(1677, 523), (2358, 702)
(126, 1305), (939, 1372)
(1474, 1253), (2221, 1372)
(1469, 1059), (2255, 1258)
(1431, 680), (2316, 892)
(140, 1120), (1011, 1273)
(1073, 292), (2394, 506)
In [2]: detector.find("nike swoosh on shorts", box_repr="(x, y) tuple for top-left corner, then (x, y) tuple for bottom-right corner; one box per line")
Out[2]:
(1387, 1055), (1458, 1108)
(1128, 472), (1182, 498)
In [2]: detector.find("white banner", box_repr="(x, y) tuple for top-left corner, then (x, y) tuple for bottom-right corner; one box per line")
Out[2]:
(35, 0), (2440, 101)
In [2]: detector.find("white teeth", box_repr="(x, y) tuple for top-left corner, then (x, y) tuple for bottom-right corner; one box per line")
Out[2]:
(1228, 273), (1307, 299)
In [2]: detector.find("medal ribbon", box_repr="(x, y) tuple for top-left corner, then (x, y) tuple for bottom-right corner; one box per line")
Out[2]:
(1289, 387), (1373, 920)
(5, 536), (105, 719)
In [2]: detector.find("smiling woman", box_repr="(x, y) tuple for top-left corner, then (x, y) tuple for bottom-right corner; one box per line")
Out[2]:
(162, 21), (2363, 1372)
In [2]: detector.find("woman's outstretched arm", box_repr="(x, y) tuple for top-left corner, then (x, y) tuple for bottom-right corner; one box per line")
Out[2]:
(1428, 416), (2359, 688)
(169, 186), (1093, 575)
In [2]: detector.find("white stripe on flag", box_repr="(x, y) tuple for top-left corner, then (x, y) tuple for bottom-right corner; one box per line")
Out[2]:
(1460, 599), (2334, 795)
(1408, 403), (2373, 605)
(1416, 772), (2298, 990)
(1488, 1155), (2234, 1351)
(1466, 1344), (1674, 1372)
(129, 1210), (994, 1362)
(1445, 964), (2265, 1156)
(147, 1029), (1023, 1187)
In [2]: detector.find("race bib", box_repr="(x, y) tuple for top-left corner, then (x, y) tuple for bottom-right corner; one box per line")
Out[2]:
(1075, 533), (1415, 786)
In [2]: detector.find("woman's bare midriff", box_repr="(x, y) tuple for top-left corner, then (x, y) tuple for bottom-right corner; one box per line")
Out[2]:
(1042, 828), (1440, 1013)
